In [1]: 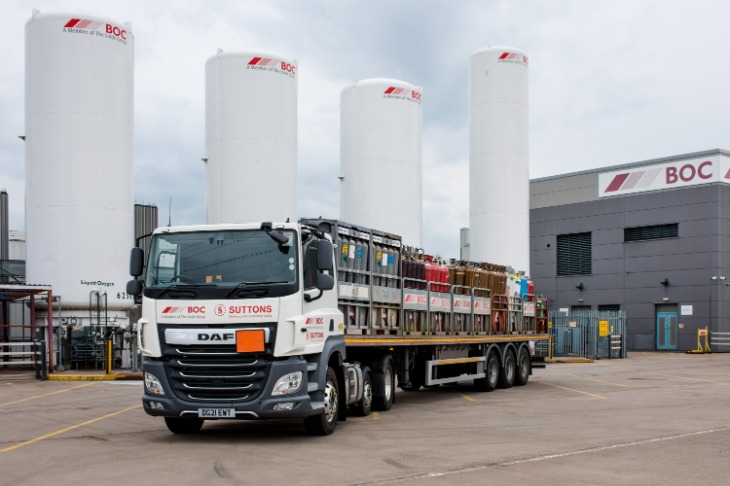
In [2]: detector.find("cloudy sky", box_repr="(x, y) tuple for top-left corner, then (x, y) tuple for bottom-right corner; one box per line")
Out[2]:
(2, 0), (729, 260)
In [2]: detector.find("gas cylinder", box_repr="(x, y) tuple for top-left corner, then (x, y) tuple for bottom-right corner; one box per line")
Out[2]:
(464, 262), (476, 292)
(388, 248), (400, 288)
(402, 253), (412, 289)
(438, 259), (449, 292)
(417, 253), (426, 290)
(448, 259), (456, 290)
(372, 242), (383, 286)
(455, 261), (466, 294)
(424, 255), (434, 290)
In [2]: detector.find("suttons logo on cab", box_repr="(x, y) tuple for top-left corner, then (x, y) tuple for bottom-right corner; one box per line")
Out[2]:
(218, 305), (275, 319)
(383, 86), (422, 104)
(498, 52), (528, 66)
(63, 18), (128, 45)
(159, 305), (207, 320)
(247, 57), (296, 79)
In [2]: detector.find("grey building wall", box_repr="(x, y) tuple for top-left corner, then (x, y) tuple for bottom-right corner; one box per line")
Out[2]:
(530, 181), (730, 351)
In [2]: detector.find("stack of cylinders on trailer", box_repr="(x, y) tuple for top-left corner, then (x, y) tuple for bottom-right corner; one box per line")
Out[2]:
(25, 10), (134, 312)
(468, 46), (529, 274)
(446, 260), (508, 297)
(205, 50), (298, 224)
(340, 78), (423, 248)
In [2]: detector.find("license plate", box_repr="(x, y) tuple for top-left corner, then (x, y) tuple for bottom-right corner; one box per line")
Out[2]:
(198, 408), (235, 418)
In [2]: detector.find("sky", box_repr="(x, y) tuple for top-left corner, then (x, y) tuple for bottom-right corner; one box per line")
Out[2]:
(2, 0), (730, 260)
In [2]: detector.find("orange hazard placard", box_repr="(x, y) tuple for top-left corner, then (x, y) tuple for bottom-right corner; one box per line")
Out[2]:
(236, 330), (265, 353)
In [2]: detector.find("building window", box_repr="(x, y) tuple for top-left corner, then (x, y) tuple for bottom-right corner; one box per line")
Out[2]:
(557, 232), (592, 276)
(598, 304), (621, 312)
(624, 223), (678, 242)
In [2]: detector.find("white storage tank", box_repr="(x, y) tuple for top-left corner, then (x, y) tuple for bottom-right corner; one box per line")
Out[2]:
(340, 78), (423, 247)
(25, 10), (134, 310)
(469, 47), (529, 272)
(205, 50), (298, 224)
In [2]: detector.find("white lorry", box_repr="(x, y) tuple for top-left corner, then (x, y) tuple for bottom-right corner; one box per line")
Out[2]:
(127, 219), (548, 435)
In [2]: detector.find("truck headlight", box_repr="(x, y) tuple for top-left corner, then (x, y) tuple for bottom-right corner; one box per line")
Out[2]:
(272, 371), (302, 396)
(144, 372), (165, 396)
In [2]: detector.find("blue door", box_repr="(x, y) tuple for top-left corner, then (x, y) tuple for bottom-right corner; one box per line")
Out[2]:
(656, 312), (678, 350)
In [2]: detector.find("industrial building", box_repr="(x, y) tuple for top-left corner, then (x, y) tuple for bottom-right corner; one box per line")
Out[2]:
(530, 149), (730, 352)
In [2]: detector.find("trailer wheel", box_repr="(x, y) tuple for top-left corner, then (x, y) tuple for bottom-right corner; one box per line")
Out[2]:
(515, 347), (531, 386)
(164, 417), (204, 434)
(373, 360), (394, 411)
(352, 367), (373, 416)
(474, 349), (499, 392)
(498, 348), (516, 389)
(304, 366), (339, 435)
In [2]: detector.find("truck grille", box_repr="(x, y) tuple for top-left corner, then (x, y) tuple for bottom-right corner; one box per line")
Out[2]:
(159, 325), (274, 403)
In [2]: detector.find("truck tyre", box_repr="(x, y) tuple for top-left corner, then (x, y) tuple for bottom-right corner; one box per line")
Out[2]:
(498, 348), (516, 389)
(304, 366), (339, 436)
(373, 360), (394, 411)
(515, 347), (531, 386)
(352, 367), (373, 416)
(164, 417), (204, 434)
(474, 349), (499, 392)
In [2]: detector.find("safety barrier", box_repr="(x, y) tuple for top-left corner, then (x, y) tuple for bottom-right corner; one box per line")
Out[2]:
(536, 310), (628, 359)
(0, 341), (48, 379)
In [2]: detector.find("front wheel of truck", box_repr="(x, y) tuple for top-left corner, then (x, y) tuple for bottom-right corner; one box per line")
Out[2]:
(304, 366), (339, 436)
(164, 417), (204, 434)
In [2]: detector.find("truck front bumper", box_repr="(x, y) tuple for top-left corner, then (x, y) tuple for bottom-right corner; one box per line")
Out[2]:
(141, 359), (324, 420)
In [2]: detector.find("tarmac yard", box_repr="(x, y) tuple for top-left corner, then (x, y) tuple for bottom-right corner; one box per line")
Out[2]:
(1, 352), (729, 485)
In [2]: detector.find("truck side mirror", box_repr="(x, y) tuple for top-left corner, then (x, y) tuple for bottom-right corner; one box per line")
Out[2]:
(127, 279), (143, 297)
(130, 247), (144, 277)
(317, 273), (335, 291)
(316, 240), (333, 271)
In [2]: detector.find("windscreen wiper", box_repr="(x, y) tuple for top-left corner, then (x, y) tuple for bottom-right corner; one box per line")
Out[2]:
(224, 281), (290, 298)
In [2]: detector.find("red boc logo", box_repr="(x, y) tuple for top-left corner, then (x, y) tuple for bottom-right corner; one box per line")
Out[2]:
(666, 161), (712, 184)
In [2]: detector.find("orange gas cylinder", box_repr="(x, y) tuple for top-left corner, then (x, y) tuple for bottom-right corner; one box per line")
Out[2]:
(455, 261), (466, 294)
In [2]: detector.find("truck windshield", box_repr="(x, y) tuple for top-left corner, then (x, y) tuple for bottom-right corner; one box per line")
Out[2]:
(144, 229), (298, 298)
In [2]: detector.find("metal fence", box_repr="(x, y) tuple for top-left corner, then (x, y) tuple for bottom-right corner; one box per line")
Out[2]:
(534, 310), (627, 359)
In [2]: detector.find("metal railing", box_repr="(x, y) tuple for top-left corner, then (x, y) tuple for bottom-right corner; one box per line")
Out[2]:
(0, 341), (47, 379)
(710, 331), (730, 352)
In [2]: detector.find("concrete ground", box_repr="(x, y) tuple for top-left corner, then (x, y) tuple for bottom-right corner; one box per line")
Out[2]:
(1, 352), (728, 485)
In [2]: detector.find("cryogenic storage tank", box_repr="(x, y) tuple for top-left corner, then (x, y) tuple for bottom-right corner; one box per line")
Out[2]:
(469, 47), (529, 272)
(340, 79), (422, 247)
(206, 50), (298, 224)
(25, 10), (134, 310)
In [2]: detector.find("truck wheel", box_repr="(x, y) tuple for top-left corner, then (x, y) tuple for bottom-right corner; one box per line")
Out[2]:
(352, 367), (373, 416)
(373, 360), (394, 411)
(514, 347), (531, 386)
(304, 366), (339, 435)
(164, 417), (204, 434)
(498, 348), (516, 389)
(474, 349), (499, 392)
